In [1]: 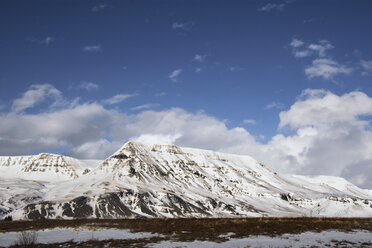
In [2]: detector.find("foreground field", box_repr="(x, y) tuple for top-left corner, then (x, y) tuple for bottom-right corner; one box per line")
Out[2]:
(1, 218), (372, 247)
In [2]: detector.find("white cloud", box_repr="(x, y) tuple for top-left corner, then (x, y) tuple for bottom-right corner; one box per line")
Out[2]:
(279, 89), (372, 129)
(172, 22), (186, 30)
(70, 139), (122, 159)
(77, 82), (99, 91)
(289, 39), (312, 57)
(194, 54), (207, 62)
(110, 108), (260, 153)
(172, 22), (194, 32)
(195, 68), (202, 73)
(288, 38), (354, 81)
(92, 4), (111, 12)
(305, 58), (353, 80)
(265, 102), (285, 110)
(259, 0), (296, 12)
(11, 84), (62, 113)
(155, 92), (166, 97)
(131, 104), (158, 111)
(221, 89), (372, 189)
(244, 119), (256, 125)
(83, 45), (101, 52)
(361, 60), (372, 75)
(268, 89), (372, 187)
(308, 40), (333, 57)
(41, 36), (55, 46)
(3, 85), (372, 189)
(258, 3), (286, 12)
(0, 102), (116, 157)
(133, 133), (182, 145)
(293, 50), (312, 58)
(169, 69), (182, 82)
(289, 39), (333, 58)
(228, 66), (243, 72)
(103, 94), (136, 105)
(289, 39), (304, 48)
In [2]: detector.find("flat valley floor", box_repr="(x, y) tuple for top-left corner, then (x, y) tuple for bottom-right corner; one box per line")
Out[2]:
(1, 218), (372, 247)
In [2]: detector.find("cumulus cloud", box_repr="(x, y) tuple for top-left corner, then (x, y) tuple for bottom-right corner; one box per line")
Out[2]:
(83, 45), (101, 52)
(0, 102), (116, 157)
(11, 84), (62, 113)
(305, 58), (353, 80)
(110, 108), (260, 153)
(2, 85), (372, 188)
(268, 89), (372, 188)
(279, 89), (372, 129)
(220, 89), (372, 189)
(169, 69), (182, 82)
(103, 94), (136, 105)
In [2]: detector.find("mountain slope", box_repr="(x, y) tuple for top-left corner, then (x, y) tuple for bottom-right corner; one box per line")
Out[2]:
(1, 141), (372, 220)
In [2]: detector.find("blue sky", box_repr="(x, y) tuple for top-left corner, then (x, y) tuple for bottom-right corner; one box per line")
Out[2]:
(1, 0), (372, 188)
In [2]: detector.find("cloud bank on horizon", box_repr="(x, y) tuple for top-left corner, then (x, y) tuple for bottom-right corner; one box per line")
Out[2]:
(1, 0), (372, 189)
(1, 85), (372, 189)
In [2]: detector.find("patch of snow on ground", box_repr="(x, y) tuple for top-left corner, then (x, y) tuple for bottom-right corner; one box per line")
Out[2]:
(0, 228), (158, 247)
(0, 228), (371, 247)
(149, 230), (372, 248)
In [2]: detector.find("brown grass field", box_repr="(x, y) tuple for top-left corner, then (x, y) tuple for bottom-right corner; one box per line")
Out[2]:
(2, 217), (372, 247)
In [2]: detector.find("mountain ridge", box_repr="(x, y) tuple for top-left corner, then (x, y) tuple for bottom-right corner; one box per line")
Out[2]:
(1, 141), (372, 220)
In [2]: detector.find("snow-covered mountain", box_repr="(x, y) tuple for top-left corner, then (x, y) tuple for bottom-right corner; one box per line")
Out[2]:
(1, 141), (372, 220)
(0, 153), (96, 181)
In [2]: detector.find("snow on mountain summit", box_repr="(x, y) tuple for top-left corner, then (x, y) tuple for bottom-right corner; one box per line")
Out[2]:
(1, 141), (372, 220)
(0, 153), (90, 182)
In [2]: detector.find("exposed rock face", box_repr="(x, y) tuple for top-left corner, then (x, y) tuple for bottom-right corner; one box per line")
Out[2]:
(1, 141), (372, 220)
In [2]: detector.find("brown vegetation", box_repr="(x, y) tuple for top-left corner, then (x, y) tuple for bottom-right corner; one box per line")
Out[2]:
(2, 217), (372, 236)
(3, 218), (372, 247)
(12, 231), (38, 247)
